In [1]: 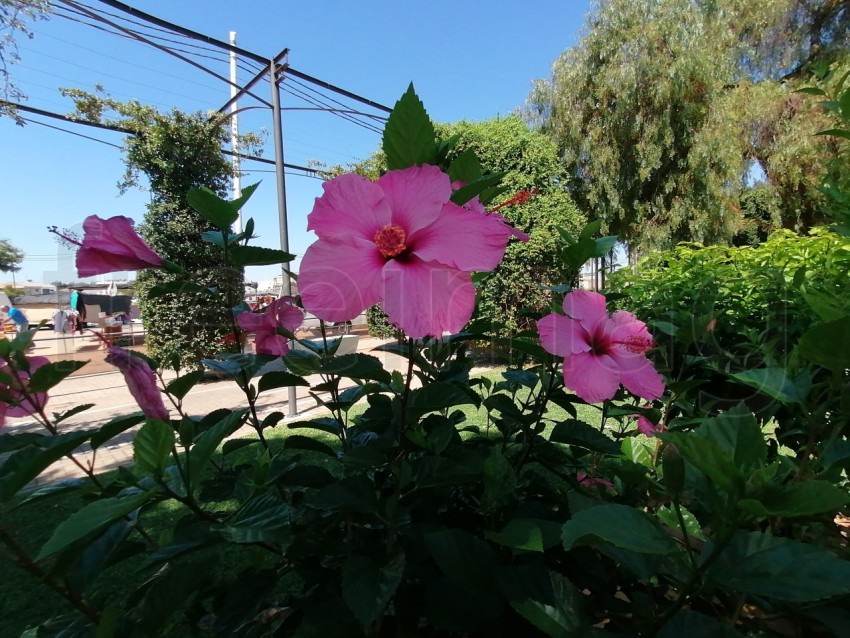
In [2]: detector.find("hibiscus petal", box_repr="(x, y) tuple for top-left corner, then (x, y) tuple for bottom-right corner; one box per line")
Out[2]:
(409, 202), (522, 272)
(562, 290), (609, 333)
(378, 165), (452, 235)
(381, 257), (475, 339)
(266, 297), (304, 333)
(537, 313), (590, 357)
(609, 351), (666, 402)
(562, 352), (621, 403)
(255, 333), (289, 357)
(77, 216), (163, 276)
(307, 173), (392, 243)
(299, 238), (384, 323)
(237, 310), (270, 333)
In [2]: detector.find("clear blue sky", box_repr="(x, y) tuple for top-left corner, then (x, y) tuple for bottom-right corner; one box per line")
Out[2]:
(1, 0), (590, 286)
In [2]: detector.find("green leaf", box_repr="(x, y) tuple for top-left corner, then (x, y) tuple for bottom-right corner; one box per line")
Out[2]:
(222, 493), (292, 543)
(53, 403), (95, 425)
(165, 370), (205, 401)
(27, 361), (88, 392)
(659, 610), (744, 638)
(309, 475), (381, 515)
(816, 128), (850, 141)
(0, 431), (92, 502)
(133, 419), (174, 477)
(661, 432), (738, 491)
(799, 317), (850, 371)
(481, 449), (517, 513)
(189, 410), (247, 477)
(283, 434), (338, 457)
(498, 567), (590, 638)
(228, 245), (295, 267)
(318, 353), (391, 383)
(133, 558), (218, 636)
(698, 405), (766, 470)
(549, 420), (621, 455)
(562, 504), (680, 555)
(187, 186), (238, 228)
(258, 370), (309, 393)
(342, 553), (405, 630)
(450, 172), (505, 206)
(425, 528), (498, 589)
(447, 148), (482, 183)
(283, 349), (322, 376)
(485, 518), (563, 552)
(37, 490), (151, 560)
(408, 382), (476, 417)
(383, 83), (437, 170)
(729, 368), (807, 404)
(656, 505), (705, 541)
(707, 531), (850, 601)
(91, 413), (145, 450)
(738, 480), (850, 518)
(221, 438), (260, 456)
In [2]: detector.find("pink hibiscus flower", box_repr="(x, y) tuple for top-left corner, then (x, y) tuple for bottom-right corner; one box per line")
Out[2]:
(299, 166), (527, 339)
(537, 290), (665, 404)
(577, 471), (614, 489)
(71, 215), (164, 277)
(1, 356), (51, 421)
(105, 347), (169, 421)
(237, 296), (304, 356)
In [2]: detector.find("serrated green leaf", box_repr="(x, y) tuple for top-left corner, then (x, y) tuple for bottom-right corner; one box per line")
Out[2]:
(738, 480), (850, 518)
(228, 245), (295, 267)
(309, 475), (381, 515)
(383, 83), (437, 170)
(165, 370), (205, 401)
(222, 493), (292, 543)
(0, 431), (92, 502)
(425, 528), (498, 589)
(729, 368), (807, 404)
(90, 413), (145, 449)
(37, 490), (151, 560)
(447, 148), (482, 183)
(53, 403), (95, 425)
(342, 553), (405, 630)
(481, 449), (516, 513)
(28, 361), (88, 392)
(189, 410), (247, 478)
(318, 353), (391, 383)
(562, 504), (680, 555)
(187, 186), (238, 228)
(283, 349), (321, 375)
(707, 531), (850, 601)
(133, 419), (174, 477)
(799, 317), (850, 371)
(257, 370), (309, 392)
(283, 434), (338, 457)
(549, 420), (621, 455)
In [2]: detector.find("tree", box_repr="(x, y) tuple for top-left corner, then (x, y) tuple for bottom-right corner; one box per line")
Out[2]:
(436, 118), (585, 332)
(0, 237), (23, 285)
(63, 90), (250, 370)
(1, 0), (48, 123)
(526, 0), (848, 253)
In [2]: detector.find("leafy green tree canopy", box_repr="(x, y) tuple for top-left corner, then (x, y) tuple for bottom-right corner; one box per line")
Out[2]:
(0, 237), (24, 274)
(0, 0), (48, 123)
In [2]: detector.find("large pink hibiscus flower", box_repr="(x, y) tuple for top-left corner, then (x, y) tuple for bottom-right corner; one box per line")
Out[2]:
(299, 165), (526, 339)
(537, 290), (665, 404)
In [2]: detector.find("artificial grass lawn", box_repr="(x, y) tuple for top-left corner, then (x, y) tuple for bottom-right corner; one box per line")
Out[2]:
(0, 370), (609, 637)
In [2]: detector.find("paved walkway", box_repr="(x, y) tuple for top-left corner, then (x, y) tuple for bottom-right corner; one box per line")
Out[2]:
(5, 336), (407, 486)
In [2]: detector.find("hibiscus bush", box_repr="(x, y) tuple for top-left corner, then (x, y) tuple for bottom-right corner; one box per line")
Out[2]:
(1, 85), (849, 637)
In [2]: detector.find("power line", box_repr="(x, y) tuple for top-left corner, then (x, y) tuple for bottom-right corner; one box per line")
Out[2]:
(2, 100), (321, 176)
(19, 117), (123, 148)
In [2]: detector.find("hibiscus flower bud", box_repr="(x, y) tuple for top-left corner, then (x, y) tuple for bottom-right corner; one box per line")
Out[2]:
(72, 215), (164, 277)
(105, 347), (169, 422)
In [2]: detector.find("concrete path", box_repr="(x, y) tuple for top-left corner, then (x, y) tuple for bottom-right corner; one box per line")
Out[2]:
(4, 337), (408, 486)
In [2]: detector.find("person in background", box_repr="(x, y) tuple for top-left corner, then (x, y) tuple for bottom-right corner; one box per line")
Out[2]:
(70, 288), (86, 333)
(1, 304), (29, 333)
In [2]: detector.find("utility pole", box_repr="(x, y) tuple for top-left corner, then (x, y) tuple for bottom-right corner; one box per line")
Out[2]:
(269, 50), (297, 417)
(229, 31), (242, 233)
